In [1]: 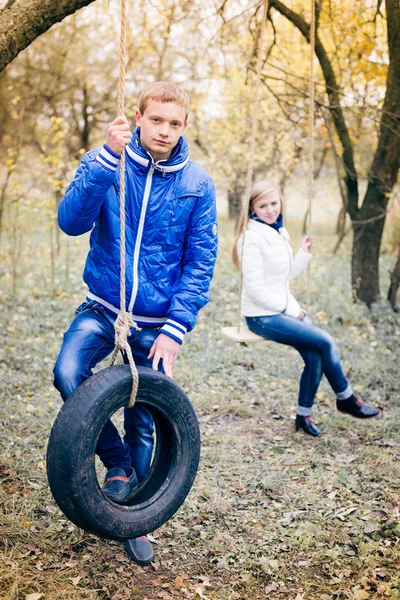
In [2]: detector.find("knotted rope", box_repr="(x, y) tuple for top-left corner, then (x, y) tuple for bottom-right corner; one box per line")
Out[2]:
(110, 0), (139, 408)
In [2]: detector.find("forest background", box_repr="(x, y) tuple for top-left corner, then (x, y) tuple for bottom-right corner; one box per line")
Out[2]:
(0, 1), (399, 599)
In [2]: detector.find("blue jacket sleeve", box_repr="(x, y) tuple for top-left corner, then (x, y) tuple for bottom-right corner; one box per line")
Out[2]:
(58, 146), (120, 236)
(161, 177), (218, 338)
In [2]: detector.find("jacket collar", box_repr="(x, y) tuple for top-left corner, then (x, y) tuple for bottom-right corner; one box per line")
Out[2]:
(125, 127), (189, 173)
(248, 218), (290, 242)
(250, 213), (283, 231)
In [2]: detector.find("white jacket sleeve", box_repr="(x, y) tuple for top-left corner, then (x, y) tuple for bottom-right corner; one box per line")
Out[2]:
(289, 247), (312, 280)
(242, 236), (287, 313)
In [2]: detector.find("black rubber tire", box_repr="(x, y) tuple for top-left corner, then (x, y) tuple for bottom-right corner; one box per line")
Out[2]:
(46, 365), (200, 540)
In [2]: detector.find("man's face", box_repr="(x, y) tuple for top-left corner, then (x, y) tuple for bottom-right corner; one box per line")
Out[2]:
(136, 100), (187, 162)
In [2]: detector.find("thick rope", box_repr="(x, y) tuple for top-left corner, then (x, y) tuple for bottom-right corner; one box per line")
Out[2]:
(110, 0), (139, 409)
(237, 0), (268, 331)
(236, 0), (315, 326)
(306, 0), (316, 312)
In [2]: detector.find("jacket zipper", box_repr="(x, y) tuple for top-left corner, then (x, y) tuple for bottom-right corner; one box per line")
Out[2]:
(128, 162), (155, 312)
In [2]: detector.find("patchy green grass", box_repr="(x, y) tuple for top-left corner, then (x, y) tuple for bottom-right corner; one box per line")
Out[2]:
(0, 219), (399, 600)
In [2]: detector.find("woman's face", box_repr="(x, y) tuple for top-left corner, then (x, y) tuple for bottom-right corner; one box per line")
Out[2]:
(251, 190), (281, 224)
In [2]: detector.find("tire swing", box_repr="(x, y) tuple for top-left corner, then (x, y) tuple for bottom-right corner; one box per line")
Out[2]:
(222, 0), (316, 343)
(46, 366), (200, 540)
(46, 0), (200, 541)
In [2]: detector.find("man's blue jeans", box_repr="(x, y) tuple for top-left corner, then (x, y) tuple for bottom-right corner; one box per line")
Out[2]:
(246, 314), (352, 416)
(53, 301), (160, 481)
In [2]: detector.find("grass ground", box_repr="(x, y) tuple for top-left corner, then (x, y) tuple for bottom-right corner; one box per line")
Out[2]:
(0, 220), (399, 600)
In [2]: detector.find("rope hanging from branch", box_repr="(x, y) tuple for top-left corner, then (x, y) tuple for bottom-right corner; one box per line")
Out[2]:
(110, 0), (139, 409)
(236, 0), (269, 332)
(236, 0), (316, 330)
(306, 0), (316, 312)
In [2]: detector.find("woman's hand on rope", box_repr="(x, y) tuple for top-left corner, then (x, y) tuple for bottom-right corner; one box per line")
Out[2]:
(106, 115), (132, 155)
(301, 235), (314, 253)
(148, 333), (181, 379)
(297, 307), (308, 320)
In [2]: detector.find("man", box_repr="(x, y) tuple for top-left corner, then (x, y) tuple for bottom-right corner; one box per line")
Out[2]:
(53, 81), (218, 565)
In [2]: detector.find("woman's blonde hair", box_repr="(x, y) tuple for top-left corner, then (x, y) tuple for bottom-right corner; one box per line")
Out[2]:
(232, 179), (283, 269)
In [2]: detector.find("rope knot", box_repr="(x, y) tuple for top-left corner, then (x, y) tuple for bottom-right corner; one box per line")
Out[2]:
(110, 309), (140, 408)
(113, 311), (140, 350)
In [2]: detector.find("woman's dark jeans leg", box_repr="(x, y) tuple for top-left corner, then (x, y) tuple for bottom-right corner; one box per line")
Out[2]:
(246, 314), (352, 415)
(297, 349), (323, 415)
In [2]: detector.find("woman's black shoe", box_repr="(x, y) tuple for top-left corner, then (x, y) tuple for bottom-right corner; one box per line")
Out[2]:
(295, 415), (322, 437)
(337, 395), (380, 419)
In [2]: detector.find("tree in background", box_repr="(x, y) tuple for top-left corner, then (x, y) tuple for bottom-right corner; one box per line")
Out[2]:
(264, 0), (400, 305)
(0, 0), (398, 308)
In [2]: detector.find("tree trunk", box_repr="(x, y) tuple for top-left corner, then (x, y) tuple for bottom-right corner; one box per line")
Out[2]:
(0, 0), (97, 72)
(270, 0), (400, 305)
(352, 217), (385, 306)
(332, 208), (350, 255)
(352, 0), (400, 304)
(0, 169), (12, 248)
(228, 186), (245, 220)
(387, 246), (400, 311)
(55, 188), (63, 254)
(81, 84), (91, 152)
(351, 177), (388, 304)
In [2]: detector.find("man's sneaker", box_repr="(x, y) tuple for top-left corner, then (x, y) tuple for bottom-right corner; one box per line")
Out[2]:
(124, 536), (154, 566)
(337, 395), (380, 419)
(102, 467), (138, 504)
(295, 414), (322, 437)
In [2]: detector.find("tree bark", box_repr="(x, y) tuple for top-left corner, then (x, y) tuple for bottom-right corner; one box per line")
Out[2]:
(269, 0), (359, 216)
(0, 0), (97, 73)
(270, 0), (400, 305)
(228, 185), (244, 220)
(351, 198), (386, 305)
(352, 0), (400, 303)
(388, 246), (400, 311)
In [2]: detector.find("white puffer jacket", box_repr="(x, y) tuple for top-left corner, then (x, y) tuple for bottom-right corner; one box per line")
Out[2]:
(238, 219), (312, 318)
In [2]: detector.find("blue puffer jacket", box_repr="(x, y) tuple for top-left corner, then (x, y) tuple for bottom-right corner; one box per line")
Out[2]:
(58, 128), (218, 344)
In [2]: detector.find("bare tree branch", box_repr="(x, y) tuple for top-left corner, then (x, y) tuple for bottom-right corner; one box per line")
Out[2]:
(269, 0), (360, 218)
(0, 0), (97, 73)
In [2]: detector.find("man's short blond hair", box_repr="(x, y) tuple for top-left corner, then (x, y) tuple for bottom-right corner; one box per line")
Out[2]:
(138, 81), (190, 123)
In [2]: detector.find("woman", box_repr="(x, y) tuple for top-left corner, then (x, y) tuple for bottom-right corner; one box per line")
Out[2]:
(233, 180), (380, 436)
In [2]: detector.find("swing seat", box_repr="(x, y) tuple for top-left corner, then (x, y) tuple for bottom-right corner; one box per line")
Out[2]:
(222, 325), (265, 343)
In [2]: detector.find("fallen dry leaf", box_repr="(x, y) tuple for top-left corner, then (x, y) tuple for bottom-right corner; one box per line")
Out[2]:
(265, 582), (279, 594)
(174, 576), (184, 587)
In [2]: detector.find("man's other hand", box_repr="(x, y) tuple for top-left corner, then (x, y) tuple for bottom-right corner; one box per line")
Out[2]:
(106, 116), (132, 155)
(148, 333), (181, 379)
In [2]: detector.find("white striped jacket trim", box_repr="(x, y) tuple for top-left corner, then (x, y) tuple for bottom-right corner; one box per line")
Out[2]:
(156, 157), (189, 173)
(125, 145), (149, 166)
(125, 145), (189, 172)
(166, 319), (187, 334)
(160, 320), (187, 343)
(86, 292), (168, 324)
(95, 146), (120, 171)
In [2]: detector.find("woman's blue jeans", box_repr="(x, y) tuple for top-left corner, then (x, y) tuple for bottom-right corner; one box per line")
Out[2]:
(246, 314), (352, 416)
(53, 301), (161, 480)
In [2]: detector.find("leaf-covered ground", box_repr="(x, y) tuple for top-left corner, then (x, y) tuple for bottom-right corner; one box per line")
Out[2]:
(0, 220), (399, 600)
